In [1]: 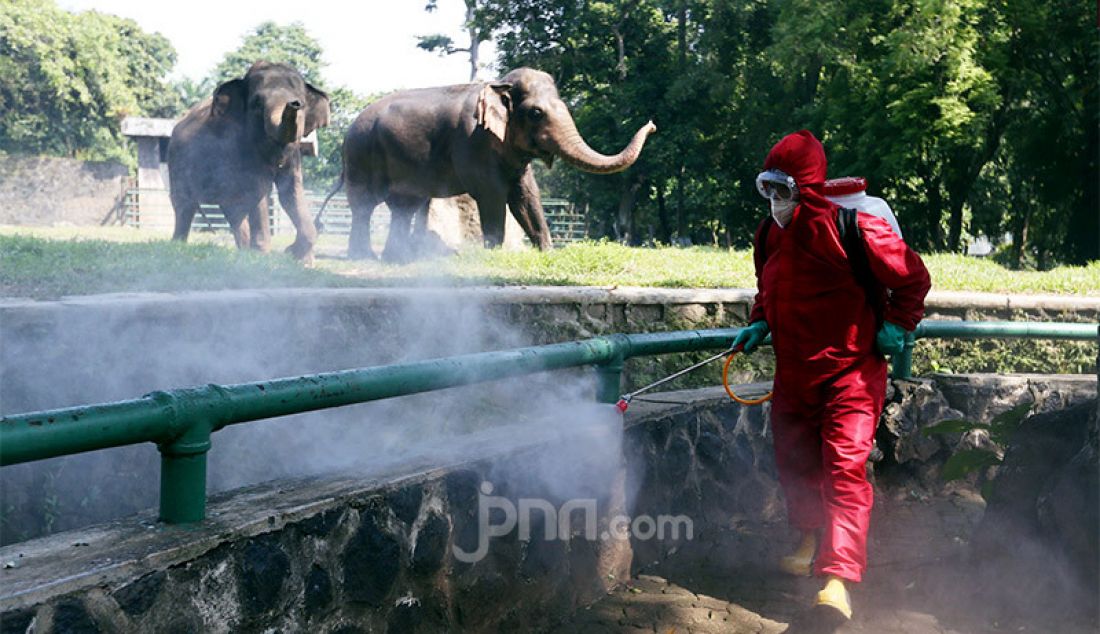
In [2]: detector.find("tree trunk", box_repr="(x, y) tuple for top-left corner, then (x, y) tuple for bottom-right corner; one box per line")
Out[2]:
(675, 165), (686, 242)
(677, 3), (687, 68)
(616, 178), (643, 245)
(1068, 97), (1099, 264)
(466, 2), (479, 81)
(1011, 207), (1031, 269)
(947, 198), (964, 253)
(656, 183), (671, 244)
(918, 153), (945, 250)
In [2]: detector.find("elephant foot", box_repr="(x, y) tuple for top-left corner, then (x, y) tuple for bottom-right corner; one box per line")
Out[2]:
(413, 230), (457, 259)
(347, 245), (377, 261)
(382, 247), (416, 265)
(285, 241), (315, 265)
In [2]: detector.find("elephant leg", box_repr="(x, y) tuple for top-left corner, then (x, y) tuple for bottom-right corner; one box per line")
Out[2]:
(170, 192), (198, 242)
(507, 165), (553, 250)
(275, 165), (317, 265)
(225, 206), (252, 250)
(473, 190), (508, 248)
(248, 195), (271, 253)
(346, 183), (380, 260)
(383, 194), (427, 263)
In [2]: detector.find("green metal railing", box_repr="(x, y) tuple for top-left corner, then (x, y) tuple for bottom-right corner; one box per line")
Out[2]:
(894, 320), (1098, 380)
(1, 320), (1095, 524)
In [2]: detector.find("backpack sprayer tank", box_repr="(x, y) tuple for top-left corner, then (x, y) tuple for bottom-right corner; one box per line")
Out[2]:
(825, 177), (903, 239)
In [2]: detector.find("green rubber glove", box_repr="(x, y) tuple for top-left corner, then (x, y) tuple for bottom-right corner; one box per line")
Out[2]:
(876, 321), (908, 356)
(732, 320), (770, 354)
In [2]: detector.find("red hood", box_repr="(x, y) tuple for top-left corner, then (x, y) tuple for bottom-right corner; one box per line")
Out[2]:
(763, 130), (827, 188)
(763, 130), (831, 216)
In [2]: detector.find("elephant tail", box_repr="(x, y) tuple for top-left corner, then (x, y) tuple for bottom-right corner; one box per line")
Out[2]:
(313, 173), (345, 233)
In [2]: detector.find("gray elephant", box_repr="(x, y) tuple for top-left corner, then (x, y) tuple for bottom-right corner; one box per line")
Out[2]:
(318, 67), (655, 261)
(168, 61), (330, 264)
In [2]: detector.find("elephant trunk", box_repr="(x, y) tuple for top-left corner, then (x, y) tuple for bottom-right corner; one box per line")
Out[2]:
(277, 101), (302, 144)
(550, 115), (657, 175)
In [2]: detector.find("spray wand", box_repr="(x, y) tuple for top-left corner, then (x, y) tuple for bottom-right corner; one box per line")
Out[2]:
(615, 346), (773, 413)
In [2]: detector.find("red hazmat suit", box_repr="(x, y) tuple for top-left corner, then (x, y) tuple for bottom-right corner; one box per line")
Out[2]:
(748, 130), (931, 582)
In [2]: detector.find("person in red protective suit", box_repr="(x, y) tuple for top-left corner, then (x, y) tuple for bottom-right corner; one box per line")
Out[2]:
(732, 130), (931, 620)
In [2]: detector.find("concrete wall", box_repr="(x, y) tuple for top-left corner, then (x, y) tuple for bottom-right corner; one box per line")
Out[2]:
(0, 156), (128, 227)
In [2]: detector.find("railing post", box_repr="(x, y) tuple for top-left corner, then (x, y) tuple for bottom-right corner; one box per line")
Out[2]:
(595, 335), (628, 404)
(158, 419), (212, 524)
(891, 331), (916, 380)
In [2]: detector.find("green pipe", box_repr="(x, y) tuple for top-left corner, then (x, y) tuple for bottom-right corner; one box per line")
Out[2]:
(891, 321), (1098, 379)
(891, 331), (917, 380)
(5, 320), (1092, 465)
(158, 417), (213, 524)
(0, 337), (623, 466)
(2, 320), (1095, 524)
(594, 335), (628, 404)
(915, 321), (1097, 340)
(1, 328), (759, 467)
(0, 395), (182, 466)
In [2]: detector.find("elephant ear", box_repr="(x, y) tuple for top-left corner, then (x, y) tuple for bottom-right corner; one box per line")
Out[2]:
(304, 83), (330, 135)
(476, 82), (512, 143)
(211, 78), (246, 119)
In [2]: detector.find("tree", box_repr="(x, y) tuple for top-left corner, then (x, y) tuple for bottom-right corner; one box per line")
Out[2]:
(210, 21), (326, 86)
(303, 87), (378, 190)
(0, 0), (179, 163)
(417, 0), (500, 81)
(481, 0), (1096, 264)
(971, 0), (1099, 266)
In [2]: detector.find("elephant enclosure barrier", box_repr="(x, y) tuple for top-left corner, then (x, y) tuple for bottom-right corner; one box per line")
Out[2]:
(123, 181), (587, 244)
(122, 183), (357, 236)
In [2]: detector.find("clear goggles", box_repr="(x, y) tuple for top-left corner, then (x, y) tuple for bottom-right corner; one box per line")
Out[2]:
(755, 169), (799, 202)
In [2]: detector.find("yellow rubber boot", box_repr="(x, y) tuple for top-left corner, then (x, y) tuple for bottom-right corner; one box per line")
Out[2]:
(779, 531), (816, 577)
(814, 575), (852, 620)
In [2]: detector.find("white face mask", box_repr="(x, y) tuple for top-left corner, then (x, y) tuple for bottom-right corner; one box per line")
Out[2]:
(771, 198), (797, 227)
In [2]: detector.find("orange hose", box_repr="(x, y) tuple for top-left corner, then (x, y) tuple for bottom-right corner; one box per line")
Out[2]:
(722, 349), (773, 406)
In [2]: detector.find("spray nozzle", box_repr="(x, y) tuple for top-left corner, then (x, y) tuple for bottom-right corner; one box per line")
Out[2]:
(615, 397), (630, 413)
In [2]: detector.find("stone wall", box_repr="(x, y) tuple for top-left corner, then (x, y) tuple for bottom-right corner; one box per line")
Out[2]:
(0, 457), (626, 633)
(0, 156), (129, 227)
(2, 375), (1094, 632)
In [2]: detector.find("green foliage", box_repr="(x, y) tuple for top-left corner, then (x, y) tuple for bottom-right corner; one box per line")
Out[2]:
(940, 448), (1004, 483)
(303, 87), (379, 191)
(478, 0), (1097, 264)
(209, 21), (326, 86)
(924, 402), (1032, 493)
(417, 34), (459, 55)
(0, 0), (180, 164)
(913, 336), (1097, 377)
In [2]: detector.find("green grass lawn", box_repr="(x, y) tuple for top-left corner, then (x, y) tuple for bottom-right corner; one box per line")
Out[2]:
(1, 226), (1097, 299)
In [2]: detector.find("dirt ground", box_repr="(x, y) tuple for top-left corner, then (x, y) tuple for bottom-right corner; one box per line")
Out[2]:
(549, 487), (1098, 634)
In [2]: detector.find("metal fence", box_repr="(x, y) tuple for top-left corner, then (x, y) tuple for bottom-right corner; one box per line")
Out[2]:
(122, 187), (341, 236)
(124, 185), (587, 244)
(543, 198), (588, 244)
